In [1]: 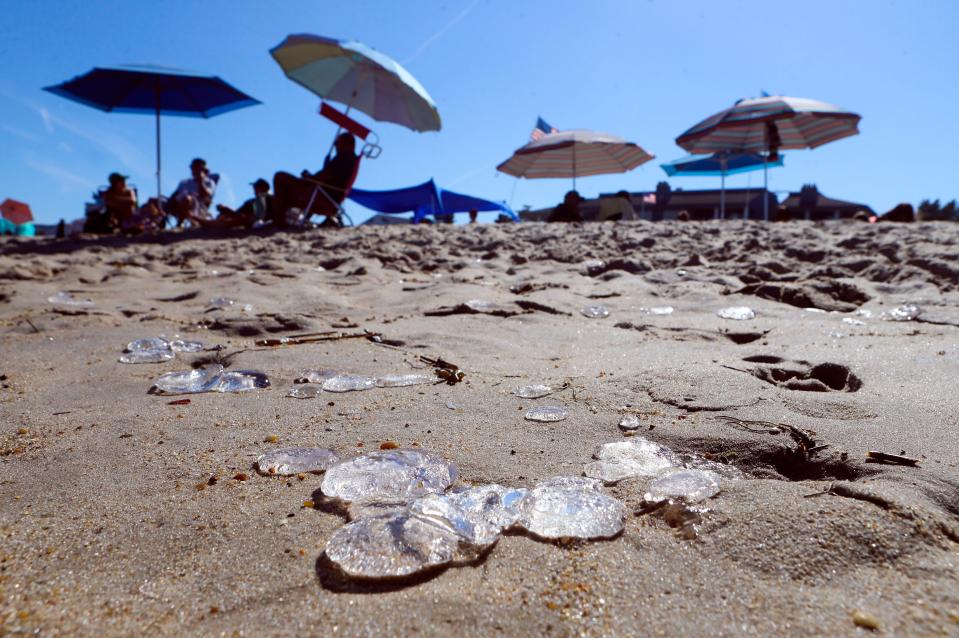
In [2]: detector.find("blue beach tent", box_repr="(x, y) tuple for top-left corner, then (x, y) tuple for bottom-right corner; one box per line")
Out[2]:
(347, 179), (517, 223)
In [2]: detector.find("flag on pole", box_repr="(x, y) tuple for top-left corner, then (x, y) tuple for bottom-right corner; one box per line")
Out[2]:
(530, 116), (559, 141)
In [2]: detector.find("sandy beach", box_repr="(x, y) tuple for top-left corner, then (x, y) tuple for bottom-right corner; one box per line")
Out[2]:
(1, 220), (958, 636)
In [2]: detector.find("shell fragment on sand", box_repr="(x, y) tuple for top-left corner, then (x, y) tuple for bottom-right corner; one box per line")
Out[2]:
(525, 406), (569, 422)
(321, 449), (457, 503)
(321, 374), (376, 392)
(644, 469), (721, 503)
(151, 364), (269, 394)
(256, 447), (340, 476)
(717, 306), (756, 320)
(513, 384), (553, 399)
(516, 476), (625, 540)
(584, 438), (680, 484)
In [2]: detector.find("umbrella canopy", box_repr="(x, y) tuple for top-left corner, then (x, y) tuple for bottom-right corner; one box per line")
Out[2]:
(661, 152), (784, 220)
(271, 34), (441, 133)
(661, 151), (783, 177)
(675, 95), (860, 154)
(676, 95), (860, 220)
(1, 199), (34, 225)
(497, 130), (654, 189)
(348, 179), (517, 223)
(44, 66), (259, 201)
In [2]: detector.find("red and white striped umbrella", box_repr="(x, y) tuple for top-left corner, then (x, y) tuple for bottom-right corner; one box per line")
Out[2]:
(675, 95), (860, 154)
(497, 130), (654, 187)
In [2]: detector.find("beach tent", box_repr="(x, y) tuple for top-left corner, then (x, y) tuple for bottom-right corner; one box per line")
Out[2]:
(347, 179), (518, 223)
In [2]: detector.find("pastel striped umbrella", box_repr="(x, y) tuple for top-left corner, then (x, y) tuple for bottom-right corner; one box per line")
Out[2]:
(675, 95), (860, 154)
(270, 34), (441, 133)
(675, 95), (860, 220)
(497, 130), (654, 189)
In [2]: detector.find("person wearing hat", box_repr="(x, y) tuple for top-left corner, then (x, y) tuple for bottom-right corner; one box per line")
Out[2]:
(169, 158), (217, 227)
(548, 190), (583, 223)
(103, 172), (137, 229)
(194, 178), (273, 229)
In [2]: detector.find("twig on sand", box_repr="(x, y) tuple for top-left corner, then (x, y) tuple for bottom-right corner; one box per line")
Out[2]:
(865, 451), (920, 467)
(715, 415), (826, 459)
(23, 317), (40, 333)
(254, 331), (378, 347)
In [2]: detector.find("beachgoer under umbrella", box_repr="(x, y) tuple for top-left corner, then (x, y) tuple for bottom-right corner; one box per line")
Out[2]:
(103, 172), (138, 228)
(194, 178), (274, 229)
(548, 190), (583, 223)
(272, 133), (359, 227)
(169, 158), (217, 226)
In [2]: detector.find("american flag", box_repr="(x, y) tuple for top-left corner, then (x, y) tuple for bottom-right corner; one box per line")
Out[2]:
(530, 116), (559, 141)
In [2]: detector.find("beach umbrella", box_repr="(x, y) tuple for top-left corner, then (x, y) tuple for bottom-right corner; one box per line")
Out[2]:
(661, 152), (784, 218)
(0, 199), (34, 225)
(675, 95), (860, 220)
(270, 34), (441, 133)
(497, 130), (654, 190)
(44, 66), (260, 202)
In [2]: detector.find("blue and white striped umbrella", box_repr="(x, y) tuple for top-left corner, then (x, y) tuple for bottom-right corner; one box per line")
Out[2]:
(270, 34), (441, 133)
(676, 95), (860, 154)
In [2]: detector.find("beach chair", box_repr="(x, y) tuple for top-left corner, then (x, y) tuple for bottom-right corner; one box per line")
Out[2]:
(298, 103), (380, 226)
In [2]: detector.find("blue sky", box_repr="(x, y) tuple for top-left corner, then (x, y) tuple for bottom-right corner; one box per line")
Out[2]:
(1, 0), (957, 225)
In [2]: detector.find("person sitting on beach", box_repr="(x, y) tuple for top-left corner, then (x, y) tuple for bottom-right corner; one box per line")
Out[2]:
(272, 133), (359, 227)
(548, 190), (583, 223)
(468, 209), (478, 224)
(103, 172), (138, 228)
(193, 178), (274, 230)
(168, 158), (217, 227)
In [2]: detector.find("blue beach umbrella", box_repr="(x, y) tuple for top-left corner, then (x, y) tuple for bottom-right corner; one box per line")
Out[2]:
(661, 151), (784, 218)
(44, 65), (260, 201)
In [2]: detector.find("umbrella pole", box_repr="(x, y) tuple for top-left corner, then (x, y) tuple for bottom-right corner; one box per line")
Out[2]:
(572, 143), (577, 192)
(155, 96), (162, 204)
(720, 171), (726, 220)
(763, 154), (769, 222)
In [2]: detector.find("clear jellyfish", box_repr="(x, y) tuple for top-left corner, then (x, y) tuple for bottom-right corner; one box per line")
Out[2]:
(618, 415), (642, 431)
(47, 291), (94, 307)
(295, 369), (338, 384)
(717, 306), (756, 320)
(525, 406), (569, 422)
(287, 385), (321, 399)
(581, 305), (610, 319)
(325, 513), (466, 579)
(644, 469), (721, 503)
(375, 373), (437, 388)
(120, 350), (175, 364)
(321, 449), (457, 503)
(321, 374), (376, 393)
(513, 384), (553, 399)
(517, 477), (625, 540)
(256, 447), (340, 476)
(881, 303), (921, 322)
(152, 364), (224, 394)
(583, 438), (680, 484)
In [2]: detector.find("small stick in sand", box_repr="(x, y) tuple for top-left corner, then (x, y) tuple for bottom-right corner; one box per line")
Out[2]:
(865, 451), (920, 466)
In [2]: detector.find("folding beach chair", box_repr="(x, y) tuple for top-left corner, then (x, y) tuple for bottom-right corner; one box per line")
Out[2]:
(300, 103), (381, 227)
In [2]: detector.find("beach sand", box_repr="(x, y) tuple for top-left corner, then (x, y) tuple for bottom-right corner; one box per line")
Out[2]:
(1, 220), (958, 636)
